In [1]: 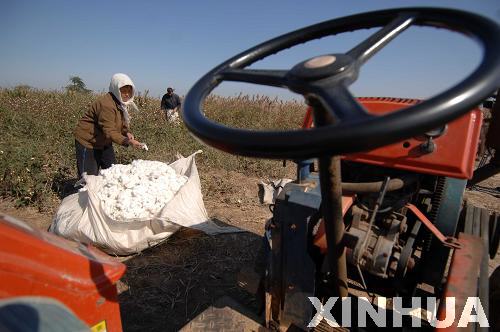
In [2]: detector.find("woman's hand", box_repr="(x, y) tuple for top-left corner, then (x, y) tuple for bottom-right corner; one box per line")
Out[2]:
(129, 138), (143, 149)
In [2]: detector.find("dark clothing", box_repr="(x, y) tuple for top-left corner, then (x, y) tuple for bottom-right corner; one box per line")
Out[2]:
(486, 89), (500, 150)
(74, 92), (129, 149)
(160, 93), (181, 110)
(75, 140), (116, 177)
(74, 92), (129, 178)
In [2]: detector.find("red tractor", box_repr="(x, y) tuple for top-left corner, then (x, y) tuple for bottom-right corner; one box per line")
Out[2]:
(181, 7), (500, 330)
(0, 213), (126, 331)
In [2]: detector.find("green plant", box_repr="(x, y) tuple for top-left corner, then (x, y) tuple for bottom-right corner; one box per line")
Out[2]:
(65, 76), (91, 94)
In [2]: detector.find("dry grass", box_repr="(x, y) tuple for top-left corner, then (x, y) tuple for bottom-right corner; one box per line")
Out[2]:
(118, 228), (263, 330)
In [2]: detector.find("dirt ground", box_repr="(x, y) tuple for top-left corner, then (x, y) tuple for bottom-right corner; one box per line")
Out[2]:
(1, 168), (499, 331)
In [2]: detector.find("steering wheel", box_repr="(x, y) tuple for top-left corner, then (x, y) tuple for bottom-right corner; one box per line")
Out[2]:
(183, 7), (500, 159)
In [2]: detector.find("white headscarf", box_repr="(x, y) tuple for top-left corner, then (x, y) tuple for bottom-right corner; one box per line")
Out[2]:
(109, 73), (139, 125)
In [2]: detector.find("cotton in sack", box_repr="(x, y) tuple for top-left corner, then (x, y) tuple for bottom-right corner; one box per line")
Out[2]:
(50, 151), (241, 255)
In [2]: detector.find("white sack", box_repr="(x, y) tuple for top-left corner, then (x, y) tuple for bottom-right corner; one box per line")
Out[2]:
(50, 151), (241, 255)
(258, 178), (293, 204)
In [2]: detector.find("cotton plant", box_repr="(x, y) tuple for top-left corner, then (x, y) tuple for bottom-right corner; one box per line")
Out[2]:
(98, 160), (188, 220)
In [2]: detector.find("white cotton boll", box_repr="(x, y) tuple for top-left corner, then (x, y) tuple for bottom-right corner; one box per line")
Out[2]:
(96, 159), (188, 221)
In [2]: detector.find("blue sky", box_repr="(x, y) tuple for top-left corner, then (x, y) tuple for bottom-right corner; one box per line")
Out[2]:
(1, 1), (499, 101)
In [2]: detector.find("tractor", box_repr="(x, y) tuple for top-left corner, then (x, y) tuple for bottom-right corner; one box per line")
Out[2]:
(181, 7), (500, 330)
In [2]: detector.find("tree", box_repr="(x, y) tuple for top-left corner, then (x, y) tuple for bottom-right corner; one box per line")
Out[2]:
(65, 76), (91, 93)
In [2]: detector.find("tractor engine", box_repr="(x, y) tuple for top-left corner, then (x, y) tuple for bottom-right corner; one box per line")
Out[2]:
(271, 162), (429, 292)
(314, 162), (424, 281)
(343, 205), (407, 279)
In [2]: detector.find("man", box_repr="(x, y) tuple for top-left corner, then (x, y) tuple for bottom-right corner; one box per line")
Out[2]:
(160, 87), (182, 123)
(468, 88), (500, 186)
(486, 88), (500, 166)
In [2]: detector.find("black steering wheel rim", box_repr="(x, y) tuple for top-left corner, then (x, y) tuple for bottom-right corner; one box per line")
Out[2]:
(183, 7), (500, 159)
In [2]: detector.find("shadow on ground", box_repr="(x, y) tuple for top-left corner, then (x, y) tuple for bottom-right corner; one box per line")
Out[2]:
(51, 177), (79, 200)
(118, 227), (263, 332)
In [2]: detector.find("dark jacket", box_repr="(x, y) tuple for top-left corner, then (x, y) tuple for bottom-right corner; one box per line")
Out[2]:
(74, 92), (129, 149)
(161, 93), (181, 110)
(486, 89), (500, 150)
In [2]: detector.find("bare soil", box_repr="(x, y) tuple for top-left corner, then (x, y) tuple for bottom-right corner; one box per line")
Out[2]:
(1, 169), (499, 331)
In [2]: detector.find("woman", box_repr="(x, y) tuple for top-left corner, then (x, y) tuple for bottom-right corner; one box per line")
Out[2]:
(74, 73), (144, 177)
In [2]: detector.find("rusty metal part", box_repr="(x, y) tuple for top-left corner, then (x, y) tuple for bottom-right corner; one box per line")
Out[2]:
(265, 292), (272, 328)
(437, 233), (483, 331)
(356, 176), (391, 263)
(395, 220), (421, 280)
(463, 204), (491, 325)
(312, 98), (348, 298)
(318, 155), (349, 298)
(341, 176), (417, 193)
(345, 210), (406, 278)
(423, 177), (466, 288)
(479, 208), (489, 322)
(313, 195), (354, 252)
(405, 203), (462, 249)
